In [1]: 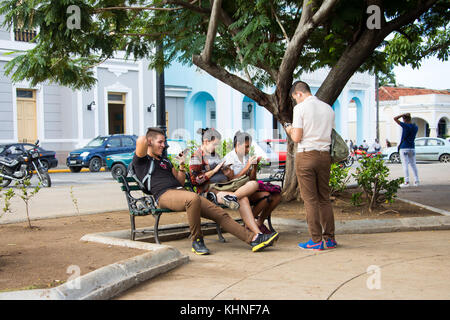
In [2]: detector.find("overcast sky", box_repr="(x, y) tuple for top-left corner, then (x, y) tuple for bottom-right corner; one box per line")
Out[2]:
(393, 56), (450, 90)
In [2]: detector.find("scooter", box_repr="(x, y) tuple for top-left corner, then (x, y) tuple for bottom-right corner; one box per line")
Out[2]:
(339, 154), (355, 168)
(0, 140), (51, 188)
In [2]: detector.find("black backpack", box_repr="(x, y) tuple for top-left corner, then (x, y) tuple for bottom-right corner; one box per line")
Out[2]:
(127, 158), (155, 194)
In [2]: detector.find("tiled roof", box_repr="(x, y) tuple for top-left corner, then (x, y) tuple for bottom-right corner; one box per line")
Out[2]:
(379, 86), (450, 101)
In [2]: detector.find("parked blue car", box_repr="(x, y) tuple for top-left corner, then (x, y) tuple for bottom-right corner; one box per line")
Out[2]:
(66, 134), (137, 172)
(382, 137), (450, 163)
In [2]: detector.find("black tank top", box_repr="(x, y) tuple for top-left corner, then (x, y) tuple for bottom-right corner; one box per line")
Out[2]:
(132, 154), (182, 201)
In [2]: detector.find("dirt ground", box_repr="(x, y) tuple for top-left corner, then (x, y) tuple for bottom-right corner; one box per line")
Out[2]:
(0, 190), (441, 292)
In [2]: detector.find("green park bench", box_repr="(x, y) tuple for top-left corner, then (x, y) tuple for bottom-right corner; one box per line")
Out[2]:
(117, 170), (284, 244)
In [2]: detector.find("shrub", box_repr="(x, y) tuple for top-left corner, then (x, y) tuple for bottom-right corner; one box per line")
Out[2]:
(329, 163), (351, 196)
(216, 138), (233, 158)
(352, 154), (404, 212)
(351, 192), (363, 206)
(0, 177), (15, 217)
(15, 179), (41, 228)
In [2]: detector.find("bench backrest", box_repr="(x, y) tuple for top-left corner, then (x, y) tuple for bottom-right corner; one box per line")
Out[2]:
(117, 175), (144, 192)
(117, 173), (193, 193)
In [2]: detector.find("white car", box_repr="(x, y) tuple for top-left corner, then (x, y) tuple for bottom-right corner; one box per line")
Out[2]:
(382, 137), (450, 163)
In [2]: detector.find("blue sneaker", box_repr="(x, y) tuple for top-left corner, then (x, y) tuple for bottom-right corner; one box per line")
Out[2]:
(325, 239), (337, 249)
(298, 239), (324, 251)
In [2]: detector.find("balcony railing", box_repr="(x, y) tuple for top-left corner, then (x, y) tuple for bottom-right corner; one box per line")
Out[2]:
(14, 28), (37, 42)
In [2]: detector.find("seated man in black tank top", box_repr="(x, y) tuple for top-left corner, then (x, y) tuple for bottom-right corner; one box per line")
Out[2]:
(132, 127), (279, 255)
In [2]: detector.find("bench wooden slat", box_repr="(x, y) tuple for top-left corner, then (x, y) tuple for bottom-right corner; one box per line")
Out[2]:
(121, 185), (142, 192)
(117, 176), (136, 183)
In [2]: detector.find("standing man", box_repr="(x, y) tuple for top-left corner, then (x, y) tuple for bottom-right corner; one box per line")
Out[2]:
(284, 81), (337, 251)
(394, 113), (419, 187)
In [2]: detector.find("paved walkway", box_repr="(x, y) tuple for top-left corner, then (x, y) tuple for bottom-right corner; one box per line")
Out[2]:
(116, 228), (450, 300)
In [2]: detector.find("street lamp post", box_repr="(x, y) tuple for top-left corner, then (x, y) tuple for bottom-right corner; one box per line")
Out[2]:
(155, 43), (168, 158)
(375, 73), (380, 141)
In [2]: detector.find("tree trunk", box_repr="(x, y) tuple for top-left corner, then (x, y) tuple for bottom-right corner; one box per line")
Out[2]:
(281, 138), (302, 202)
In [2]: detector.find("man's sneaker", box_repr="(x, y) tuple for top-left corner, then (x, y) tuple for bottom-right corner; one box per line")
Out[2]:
(325, 239), (338, 249)
(298, 239), (324, 251)
(221, 195), (240, 210)
(400, 182), (410, 188)
(414, 181), (420, 187)
(192, 238), (210, 255)
(250, 232), (279, 252)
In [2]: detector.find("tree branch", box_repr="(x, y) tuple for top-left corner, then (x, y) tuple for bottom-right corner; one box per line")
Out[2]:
(298, 0), (318, 28)
(113, 32), (168, 38)
(193, 54), (272, 111)
(93, 1), (209, 14)
(202, 0), (223, 63)
(271, 3), (289, 42)
(421, 41), (450, 57)
(163, 0), (210, 14)
(93, 6), (183, 13)
(395, 28), (414, 43)
(382, 0), (438, 37)
(277, 0), (340, 107)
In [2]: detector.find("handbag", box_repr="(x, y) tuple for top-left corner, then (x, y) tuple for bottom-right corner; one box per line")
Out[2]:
(209, 175), (250, 192)
(330, 129), (349, 163)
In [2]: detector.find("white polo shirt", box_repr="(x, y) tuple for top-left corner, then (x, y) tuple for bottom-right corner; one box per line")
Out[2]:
(292, 95), (335, 152)
(223, 149), (249, 175)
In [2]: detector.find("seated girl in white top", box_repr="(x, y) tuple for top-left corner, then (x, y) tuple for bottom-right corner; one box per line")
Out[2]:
(224, 131), (282, 234)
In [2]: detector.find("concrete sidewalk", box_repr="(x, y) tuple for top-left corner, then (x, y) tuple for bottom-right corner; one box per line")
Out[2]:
(0, 181), (127, 225)
(115, 227), (450, 300)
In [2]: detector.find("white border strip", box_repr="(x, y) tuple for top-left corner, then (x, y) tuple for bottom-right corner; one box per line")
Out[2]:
(397, 197), (450, 216)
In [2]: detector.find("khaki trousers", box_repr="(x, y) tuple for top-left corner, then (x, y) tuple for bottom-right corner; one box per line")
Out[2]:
(158, 189), (255, 244)
(295, 151), (335, 243)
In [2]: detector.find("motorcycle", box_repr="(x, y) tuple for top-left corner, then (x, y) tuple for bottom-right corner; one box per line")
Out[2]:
(339, 148), (382, 168)
(0, 140), (51, 188)
(339, 153), (355, 168)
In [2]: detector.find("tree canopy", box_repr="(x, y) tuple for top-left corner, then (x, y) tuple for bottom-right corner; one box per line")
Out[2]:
(1, 0), (448, 113)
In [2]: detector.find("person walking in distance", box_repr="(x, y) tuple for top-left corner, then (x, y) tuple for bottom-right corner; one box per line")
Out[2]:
(394, 113), (419, 187)
(284, 81), (337, 251)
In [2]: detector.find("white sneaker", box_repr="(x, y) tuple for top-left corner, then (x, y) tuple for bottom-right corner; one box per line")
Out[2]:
(400, 182), (410, 188)
(414, 181), (420, 187)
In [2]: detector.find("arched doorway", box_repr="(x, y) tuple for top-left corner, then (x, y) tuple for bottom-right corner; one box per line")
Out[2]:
(189, 91), (216, 139)
(412, 118), (429, 137)
(438, 117), (449, 138)
(348, 97), (363, 145)
(242, 97), (255, 133)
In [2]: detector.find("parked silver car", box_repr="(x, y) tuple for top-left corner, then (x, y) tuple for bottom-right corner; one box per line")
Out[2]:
(382, 137), (450, 163)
